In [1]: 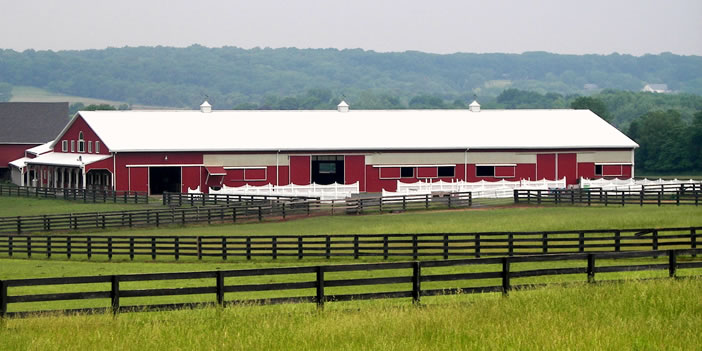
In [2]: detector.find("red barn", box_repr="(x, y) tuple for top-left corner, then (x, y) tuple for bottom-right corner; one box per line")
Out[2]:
(21, 101), (638, 194)
(0, 102), (68, 181)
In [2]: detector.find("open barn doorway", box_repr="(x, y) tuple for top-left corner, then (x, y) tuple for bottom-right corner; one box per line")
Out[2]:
(149, 167), (181, 195)
(311, 155), (344, 185)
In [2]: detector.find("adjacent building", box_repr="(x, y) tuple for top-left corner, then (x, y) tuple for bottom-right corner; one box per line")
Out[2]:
(18, 101), (638, 194)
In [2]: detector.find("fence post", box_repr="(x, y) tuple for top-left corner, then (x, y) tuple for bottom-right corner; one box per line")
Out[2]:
(383, 235), (389, 260)
(579, 232), (585, 252)
(0, 280), (6, 318)
(110, 275), (120, 315)
(614, 230), (621, 252)
(668, 250), (677, 278)
(508, 233), (514, 256)
(412, 234), (418, 260)
(26, 236), (31, 258)
(151, 237), (156, 260)
(652, 229), (659, 253)
(108, 237), (113, 260)
(8, 236), (13, 257)
(316, 266), (325, 308)
(174, 237), (180, 261)
(272, 237), (278, 259)
(692, 228), (697, 257)
(443, 234), (449, 260)
(87, 237), (92, 259)
(325, 236), (331, 259)
(298, 237), (303, 260)
(657, 191), (661, 206)
(676, 190), (680, 206)
(587, 254), (596, 283)
(475, 234), (481, 258)
(246, 237), (251, 260)
(425, 194), (429, 209)
(542, 233), (548, 254)
(222, 237), (227, 260)
(17, 217), (21, 234)
(412, 261), (421, 304)
(129, 237), (134, 260)
(640, 190), (644, 206)
(501, 257), (511, 296)
(216, 271), (225, 307)
(47, 236), (52, 258)
(67, 236), (72, 259)
(353, 235), (359, 259)
(197, 236), (202, 260)
(513, 189), (519, 204)
(258, 206), (263, 222)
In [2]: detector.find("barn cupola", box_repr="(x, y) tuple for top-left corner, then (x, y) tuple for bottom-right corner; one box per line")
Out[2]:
(337, 100), (349, 113)
(469, 100), (481, 112)
(200, 100), (212, 113)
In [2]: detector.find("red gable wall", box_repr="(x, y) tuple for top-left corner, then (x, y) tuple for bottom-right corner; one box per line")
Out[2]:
(53, 115), (109, 154)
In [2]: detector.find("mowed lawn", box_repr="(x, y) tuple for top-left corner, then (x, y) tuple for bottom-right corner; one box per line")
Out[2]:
(0, 196), (163, 217)
(1, 278), (700, 350)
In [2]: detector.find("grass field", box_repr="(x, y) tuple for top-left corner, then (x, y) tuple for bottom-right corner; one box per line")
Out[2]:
(1, 278), (700, 350)
(9, 85), (164, 109)
(0, 196), (164, 217)
(1, 197), (700, 349)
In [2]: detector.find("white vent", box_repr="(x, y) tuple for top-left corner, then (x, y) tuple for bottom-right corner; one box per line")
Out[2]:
(469, 100), (480, 112)
(200, 100), (212, 113)
(337, 100), (349, 113)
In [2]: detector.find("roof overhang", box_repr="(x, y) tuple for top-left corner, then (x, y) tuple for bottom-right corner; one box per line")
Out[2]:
(24, 152), (111, 168)
(205, 166), (226, 176)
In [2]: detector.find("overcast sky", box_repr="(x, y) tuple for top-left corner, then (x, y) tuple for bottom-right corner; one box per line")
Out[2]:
(1, 0), (700, 56)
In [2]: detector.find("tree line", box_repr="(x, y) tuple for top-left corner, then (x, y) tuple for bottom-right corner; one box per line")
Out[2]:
(1, 46), (701, 108)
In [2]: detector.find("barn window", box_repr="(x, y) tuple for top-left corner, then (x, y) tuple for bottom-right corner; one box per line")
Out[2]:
(438, 166), (455, 177)
(401, 167), (414, 178)
(476, 166), (495, 177)
(95, 141), (100, 153)
(71, 140), (75, 152)
(78, 132), (85, 152)
(62, 140), (68, 152)
(88, 141), (92, 153)
(595, 165), (603, 176)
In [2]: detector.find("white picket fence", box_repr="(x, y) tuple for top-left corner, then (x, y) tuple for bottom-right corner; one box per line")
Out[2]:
(385, 178), (567, 199)
(580, 178), (701, 192)
(204, 182), (360, 201)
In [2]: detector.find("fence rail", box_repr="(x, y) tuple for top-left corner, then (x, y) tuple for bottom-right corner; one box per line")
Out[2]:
(1, 226), (698, 261)
(0, 192), (473, 234)
(162, 192), (319, 207)
(1, 248), (700, 318)
(0, 184), (148, 204)
(514, 187), (701, 207)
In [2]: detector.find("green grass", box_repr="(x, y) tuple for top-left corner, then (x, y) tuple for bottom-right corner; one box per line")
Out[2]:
(52, 204), (702, 236)
(1, 278), (700, 350)
(0, 196), (164, 217)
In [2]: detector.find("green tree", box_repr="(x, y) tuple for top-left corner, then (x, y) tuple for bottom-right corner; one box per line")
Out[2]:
(571, 96), (609, 120)
(628, 110), (692, 172)
(409, 95), (446, 109)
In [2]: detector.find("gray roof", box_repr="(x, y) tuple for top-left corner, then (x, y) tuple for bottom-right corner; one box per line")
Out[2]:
(0, 102), (69, 143)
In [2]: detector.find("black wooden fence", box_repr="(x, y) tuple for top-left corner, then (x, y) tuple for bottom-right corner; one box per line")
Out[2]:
(162, 192), (319, 206)
(1, 227), (698, 261)
(0, 192), (473, 234)
(0, 184), (148, 204)
(1, 248), (700, 318)
(514, 185), (701, 207)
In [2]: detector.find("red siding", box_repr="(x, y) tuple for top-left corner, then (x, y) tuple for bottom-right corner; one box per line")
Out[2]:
(578, 163), (595, 180)
(289, 156), (310, 185)
(0, 144), (37, 167)
(245, 168), (266, 180)
(344, 155), (365, 191)
(537, 154), (556, 180)
(557, 153), (577, 185)
(114, 152), (203, 192)
(515, 164), (536, 180)
(417, 167), (438, 178)
(366, 165), (399, 192)
(379, 167), (401, 179)
(622, 165), (632, 178)
(128, 167), (148, 192)
(494, 166), (515, 178)
(181, 166), (201, 192)
(85, 157), (113, 172)
(603, 165), (623, 176)
(54, 116), (109, 154)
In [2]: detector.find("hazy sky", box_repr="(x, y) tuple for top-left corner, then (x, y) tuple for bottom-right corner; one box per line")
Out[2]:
(1, 0), (701, 55)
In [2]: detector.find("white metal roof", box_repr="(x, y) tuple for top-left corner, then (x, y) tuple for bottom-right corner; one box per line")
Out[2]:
(26, 142), (53, 156)
(25, 152), (111, 167)
(9, 157), (31, 169)
(64, 109), (637, 152)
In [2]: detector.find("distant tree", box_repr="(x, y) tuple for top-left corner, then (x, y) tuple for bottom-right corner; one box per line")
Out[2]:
(0, 82), (11, 102)
(83, 104), (117, 111)
(689, 111), (702, 168)
(571, 96), (609, 120)
(68, 102), (85, 116)
(409, 95), (446, 109)
(628, 110), (692, 172)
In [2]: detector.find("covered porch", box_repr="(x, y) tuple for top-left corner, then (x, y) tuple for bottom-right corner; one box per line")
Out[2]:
(20, 153), (113, 190)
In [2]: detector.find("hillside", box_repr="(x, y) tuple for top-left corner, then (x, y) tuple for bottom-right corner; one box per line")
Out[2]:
(0, 46), (700, 108)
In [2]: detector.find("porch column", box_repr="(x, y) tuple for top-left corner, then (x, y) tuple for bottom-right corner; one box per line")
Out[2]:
(82, 168), (87, 189)
(53, 167), (57, 188)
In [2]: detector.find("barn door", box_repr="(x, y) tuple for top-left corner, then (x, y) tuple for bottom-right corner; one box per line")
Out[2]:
(557, 153), (577, 185)
(536, 154), (556, 180)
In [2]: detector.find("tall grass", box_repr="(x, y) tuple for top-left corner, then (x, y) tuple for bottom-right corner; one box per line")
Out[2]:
(1, 278), (700, 350)
(0, 196), (162, 217)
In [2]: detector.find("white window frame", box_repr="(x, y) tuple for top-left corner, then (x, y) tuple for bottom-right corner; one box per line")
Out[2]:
(62, 140), (68, 152)
(88, 141), (92, 153)
(71, 140), (75, 152)
(95, 141), (100, 153)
